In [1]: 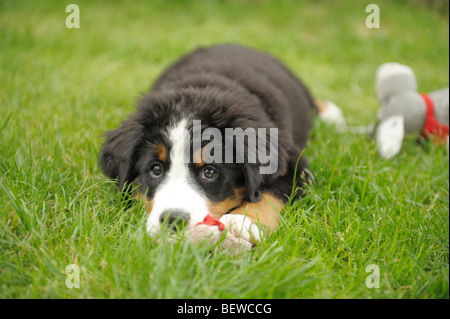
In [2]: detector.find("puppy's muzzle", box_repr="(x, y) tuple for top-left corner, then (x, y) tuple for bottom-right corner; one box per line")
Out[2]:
(159, 210), (190, 230)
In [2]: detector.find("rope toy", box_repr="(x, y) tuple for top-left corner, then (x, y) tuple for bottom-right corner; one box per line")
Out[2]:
(195, 214), (225, 231)
(187, 214), (253, 255)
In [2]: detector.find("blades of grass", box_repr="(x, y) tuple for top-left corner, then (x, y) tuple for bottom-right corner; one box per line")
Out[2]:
(0, 112), (13, 138)
(0, 179), (31, 232)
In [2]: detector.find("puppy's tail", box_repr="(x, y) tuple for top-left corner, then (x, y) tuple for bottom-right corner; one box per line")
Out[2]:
(314, 98), (347, 130)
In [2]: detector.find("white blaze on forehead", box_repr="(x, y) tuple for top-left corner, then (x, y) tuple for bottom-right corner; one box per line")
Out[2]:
(169, 118), (189, 166)
(146, 118), (211, 236)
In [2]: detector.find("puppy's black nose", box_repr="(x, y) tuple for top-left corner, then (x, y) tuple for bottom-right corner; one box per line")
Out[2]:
(159, 211), (190, 229)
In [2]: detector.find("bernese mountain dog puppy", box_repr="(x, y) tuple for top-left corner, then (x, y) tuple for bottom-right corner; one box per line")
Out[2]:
(99, 44), (316, 246)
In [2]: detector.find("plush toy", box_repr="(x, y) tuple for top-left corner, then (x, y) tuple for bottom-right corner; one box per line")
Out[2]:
(375, 62), (449, 159)
(186, 214), (253, 255)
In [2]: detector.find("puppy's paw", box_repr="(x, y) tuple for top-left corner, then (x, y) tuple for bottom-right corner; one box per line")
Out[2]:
(219, 214), (261, 245)
(186, 224), (222, 246)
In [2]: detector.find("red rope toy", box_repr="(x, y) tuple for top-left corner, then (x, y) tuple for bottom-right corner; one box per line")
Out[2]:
(195, 214), (225, 231)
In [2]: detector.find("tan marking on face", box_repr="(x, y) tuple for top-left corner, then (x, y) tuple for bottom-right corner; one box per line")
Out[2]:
(228, 193), (283, 234)
(207, 187), (245, 219)
(155, 143), (167, 162)
(194, 148), (208, 167)
(134, 192), (154, 214)
(133, 180), (153, 214)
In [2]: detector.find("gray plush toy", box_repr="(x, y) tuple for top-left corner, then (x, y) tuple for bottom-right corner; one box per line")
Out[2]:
(375, 62), (449, 159)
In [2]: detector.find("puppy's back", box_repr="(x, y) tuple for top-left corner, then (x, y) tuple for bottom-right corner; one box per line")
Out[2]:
(152, 44), (315, 150)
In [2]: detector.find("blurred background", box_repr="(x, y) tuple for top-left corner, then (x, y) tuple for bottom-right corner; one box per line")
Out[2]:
(1, 0), (448, 132)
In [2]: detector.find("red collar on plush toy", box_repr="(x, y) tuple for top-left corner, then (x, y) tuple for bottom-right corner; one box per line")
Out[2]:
(421, 93), (449, 142)
(196, 214), (225, 231)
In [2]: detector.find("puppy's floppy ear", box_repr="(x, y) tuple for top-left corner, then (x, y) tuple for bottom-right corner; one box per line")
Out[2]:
(99, 118), (142, 192)
(242, 163), (263, 203)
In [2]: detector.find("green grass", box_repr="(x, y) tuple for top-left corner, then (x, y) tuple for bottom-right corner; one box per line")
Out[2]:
(0, 0), (448, 298)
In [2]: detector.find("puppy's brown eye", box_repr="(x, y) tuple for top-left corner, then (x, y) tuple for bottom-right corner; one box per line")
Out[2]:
(202, 167), (217, 180)
(151, 164), (163, 177)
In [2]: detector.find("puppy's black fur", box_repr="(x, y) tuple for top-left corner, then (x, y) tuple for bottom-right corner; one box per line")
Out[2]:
(99, 44), (315, 203)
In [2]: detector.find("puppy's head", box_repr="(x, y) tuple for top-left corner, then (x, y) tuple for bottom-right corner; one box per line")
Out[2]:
(99, 88), (286, 235)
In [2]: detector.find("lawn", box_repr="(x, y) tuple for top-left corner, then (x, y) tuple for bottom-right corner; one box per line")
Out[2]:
(0, 0), (448, 299)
